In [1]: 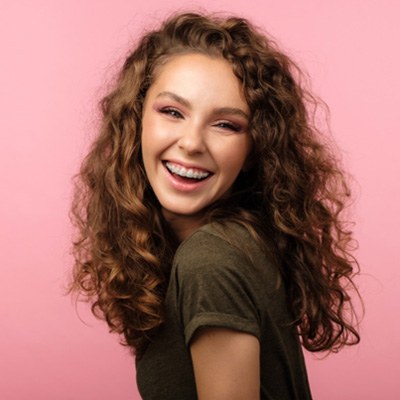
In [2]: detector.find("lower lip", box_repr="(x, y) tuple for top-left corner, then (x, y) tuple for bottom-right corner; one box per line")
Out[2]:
(163, 164), (212, 192)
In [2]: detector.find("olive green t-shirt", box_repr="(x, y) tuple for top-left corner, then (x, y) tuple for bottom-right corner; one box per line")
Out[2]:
(136, 222), (312, 399)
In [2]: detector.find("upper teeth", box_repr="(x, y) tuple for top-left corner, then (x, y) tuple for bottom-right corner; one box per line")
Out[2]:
(165, 162), (210, 180)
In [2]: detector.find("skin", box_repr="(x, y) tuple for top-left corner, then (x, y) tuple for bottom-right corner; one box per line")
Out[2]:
(141, 53), (260, 399)
(190, 328), (260, 400)
(141, 53), (252, 241)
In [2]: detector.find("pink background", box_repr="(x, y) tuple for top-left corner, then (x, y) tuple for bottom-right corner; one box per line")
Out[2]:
(1, 0), (399, 399)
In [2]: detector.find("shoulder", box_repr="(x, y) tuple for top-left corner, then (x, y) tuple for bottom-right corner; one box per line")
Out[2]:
(174, 221), (257, 269)
(173, 221), (277, 286)
(170, 222), (283, 345)
(172, 223), (267, 343)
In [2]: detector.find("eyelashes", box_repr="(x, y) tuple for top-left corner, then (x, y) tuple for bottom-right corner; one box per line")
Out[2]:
(213, 121), (242, 132)
(159, 107), (183, 119)
(157, 106), (244, 133)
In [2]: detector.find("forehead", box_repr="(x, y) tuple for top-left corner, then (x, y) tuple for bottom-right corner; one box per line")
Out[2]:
(147, 53), (248, 110)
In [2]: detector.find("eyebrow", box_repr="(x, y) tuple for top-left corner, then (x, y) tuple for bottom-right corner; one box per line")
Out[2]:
(156, 91), (191, 108)
(155, 91), (249, 120)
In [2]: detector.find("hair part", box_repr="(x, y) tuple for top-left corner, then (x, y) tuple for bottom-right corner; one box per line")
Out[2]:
(69, 12), (361, 357)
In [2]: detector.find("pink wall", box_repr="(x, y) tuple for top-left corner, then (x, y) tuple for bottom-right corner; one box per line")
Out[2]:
(1, 1), (399, 399)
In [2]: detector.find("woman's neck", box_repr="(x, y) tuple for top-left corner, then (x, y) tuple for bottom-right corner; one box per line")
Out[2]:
(162, 209), (206, 242)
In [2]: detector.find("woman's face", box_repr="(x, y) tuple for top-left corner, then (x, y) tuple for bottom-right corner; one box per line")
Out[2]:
(141, 53), (252, 237)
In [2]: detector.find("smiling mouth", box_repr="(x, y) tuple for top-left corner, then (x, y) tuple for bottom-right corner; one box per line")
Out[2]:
(163, 161), (212, 182)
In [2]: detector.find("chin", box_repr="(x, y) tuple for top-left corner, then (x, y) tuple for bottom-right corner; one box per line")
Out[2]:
(161, 203), (207, 219)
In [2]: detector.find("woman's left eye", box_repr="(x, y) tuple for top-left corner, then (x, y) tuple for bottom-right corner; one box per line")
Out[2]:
(159, 107), (183, 119)
(214, 121), (242, 132)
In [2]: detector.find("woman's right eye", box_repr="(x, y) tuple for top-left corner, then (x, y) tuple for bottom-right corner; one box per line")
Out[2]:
(159, 107), (183, 119)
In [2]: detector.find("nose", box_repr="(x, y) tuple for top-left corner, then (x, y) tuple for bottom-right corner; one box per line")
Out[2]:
(177, 123), (206, 154)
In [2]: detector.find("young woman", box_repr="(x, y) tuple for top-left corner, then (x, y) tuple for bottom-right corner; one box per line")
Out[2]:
(70, 12), (361, 399)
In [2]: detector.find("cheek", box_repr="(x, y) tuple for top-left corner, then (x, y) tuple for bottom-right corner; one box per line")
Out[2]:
(142, 112), (172, 149)
(223, 138), (252, 172)
(141, 114), (161, 159)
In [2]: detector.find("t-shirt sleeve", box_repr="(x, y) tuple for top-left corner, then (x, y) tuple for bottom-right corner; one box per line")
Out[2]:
(173, 229), (261, 346)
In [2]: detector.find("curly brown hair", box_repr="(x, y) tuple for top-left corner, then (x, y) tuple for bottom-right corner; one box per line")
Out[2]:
(70, 12), (361, 357)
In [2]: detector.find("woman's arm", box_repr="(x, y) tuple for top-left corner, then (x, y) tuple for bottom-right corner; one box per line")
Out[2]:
(190, 327), (260, 400)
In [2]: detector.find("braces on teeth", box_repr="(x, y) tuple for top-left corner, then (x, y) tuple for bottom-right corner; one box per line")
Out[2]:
(165, 162), (210, 180)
